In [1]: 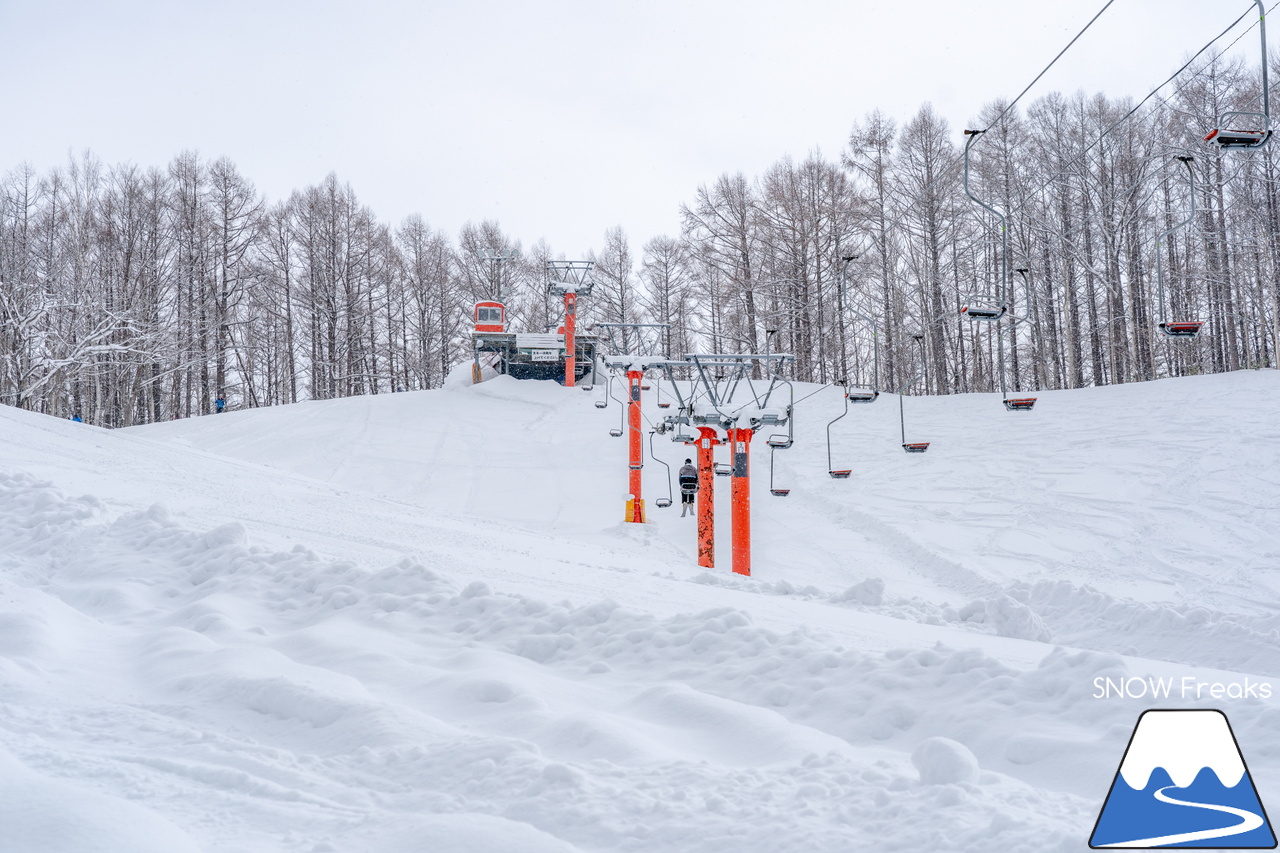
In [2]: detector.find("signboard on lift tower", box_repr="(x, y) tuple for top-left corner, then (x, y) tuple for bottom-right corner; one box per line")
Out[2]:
(515, 333), (565, 349)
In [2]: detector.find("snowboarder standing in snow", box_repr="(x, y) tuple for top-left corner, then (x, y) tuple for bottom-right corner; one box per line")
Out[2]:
(678, 458), (698, 517)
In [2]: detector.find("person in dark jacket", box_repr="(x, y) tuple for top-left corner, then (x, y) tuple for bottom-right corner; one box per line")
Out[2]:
(677, 458), (698, 517)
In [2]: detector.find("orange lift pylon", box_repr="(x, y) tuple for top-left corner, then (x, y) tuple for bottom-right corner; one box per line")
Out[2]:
(694, 426), (719, 568)
(597, 325), (673, 525)
(547, 261), (596, 388)
(625, 368), (645, 522)
(727, 426), (754, 575)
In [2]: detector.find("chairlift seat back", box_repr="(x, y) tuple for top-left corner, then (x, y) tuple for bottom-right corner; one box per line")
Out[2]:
(847, 389), (878, 403)
(609, 428), (623, 437)
(766, 435), (792, 449)
(902, 442), (930, 453)
(594, 400), (608, 409)
(1160, 321), (1203, 337)
(1003, 397), (1037, 411)
(829, 470), (852, 479)
(770, 489), (790, 497)
(658, 402), (671, 409)
(655, 498), (672, 508)
(680, 482), (698, 495)
(714, 463), (732, 477)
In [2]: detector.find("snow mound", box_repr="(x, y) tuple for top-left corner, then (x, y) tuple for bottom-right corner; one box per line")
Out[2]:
(912, 736), (979, 785)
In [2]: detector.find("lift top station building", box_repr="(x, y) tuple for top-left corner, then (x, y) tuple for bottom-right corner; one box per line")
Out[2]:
(469, 260), (600, 384)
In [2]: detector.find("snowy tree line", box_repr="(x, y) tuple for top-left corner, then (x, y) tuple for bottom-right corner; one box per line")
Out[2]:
(1, 55), (1277, 426)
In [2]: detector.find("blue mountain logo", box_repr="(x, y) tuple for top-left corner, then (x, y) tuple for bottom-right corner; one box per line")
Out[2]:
(1091, 709), (1276, 848)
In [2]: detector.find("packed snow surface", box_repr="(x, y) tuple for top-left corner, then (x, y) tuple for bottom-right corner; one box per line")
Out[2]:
(1, 370), (1278, 851)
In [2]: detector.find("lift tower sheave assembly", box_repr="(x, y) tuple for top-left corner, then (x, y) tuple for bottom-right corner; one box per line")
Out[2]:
(546, 261), (595, 388)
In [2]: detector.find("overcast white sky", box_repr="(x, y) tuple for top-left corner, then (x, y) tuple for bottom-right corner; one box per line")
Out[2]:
(0, 1), (1267, 257)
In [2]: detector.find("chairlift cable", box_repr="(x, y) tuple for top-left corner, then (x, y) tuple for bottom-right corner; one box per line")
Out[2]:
(1016, 2), (1272, 213)
(979, 0), (1119, 136)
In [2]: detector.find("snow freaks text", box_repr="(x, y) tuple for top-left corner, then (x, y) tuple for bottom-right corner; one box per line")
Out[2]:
(1092, 676), (1273, 700)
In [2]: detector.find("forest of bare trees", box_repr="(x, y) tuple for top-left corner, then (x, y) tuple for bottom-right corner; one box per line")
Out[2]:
(2, 55), (1278, 427)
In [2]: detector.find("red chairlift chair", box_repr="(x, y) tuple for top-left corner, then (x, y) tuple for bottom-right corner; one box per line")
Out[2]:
(1158, 321), (1203, 338)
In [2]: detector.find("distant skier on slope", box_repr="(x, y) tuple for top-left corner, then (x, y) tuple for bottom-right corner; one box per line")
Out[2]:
(678, 458), (698, 517)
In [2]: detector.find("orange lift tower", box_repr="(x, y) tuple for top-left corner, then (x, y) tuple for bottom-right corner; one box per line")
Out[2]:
(679, 353), (795, 577)
(597, 324), (673, 525)
(546, 261), (596, 388)
(601, 353), (671, 524)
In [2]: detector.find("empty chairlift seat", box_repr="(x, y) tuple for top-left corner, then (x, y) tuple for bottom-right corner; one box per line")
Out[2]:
(1159, 321), (1203, 338)
(847, 389), (879, 403)
(828, 469), (852, 479)
(960, 295), (1006, 321)
(1003, 397), (1037, 412)
(766, 434), (792, 449)
(902, 442), (930, 453)
(714, 463), (732, 477)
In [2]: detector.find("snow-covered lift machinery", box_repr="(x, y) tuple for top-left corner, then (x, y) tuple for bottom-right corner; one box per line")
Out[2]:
(471, 265), (600, 384)
(1205, 0), (1271, 149)
(1154, 156), (1205, 339)
(962, 129), (1036, 411)
(472, 250), (601, 384)
(546, 261), (596, 388)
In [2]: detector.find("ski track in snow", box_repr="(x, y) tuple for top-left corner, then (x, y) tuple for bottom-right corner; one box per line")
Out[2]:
(0, 370), (1277, 851)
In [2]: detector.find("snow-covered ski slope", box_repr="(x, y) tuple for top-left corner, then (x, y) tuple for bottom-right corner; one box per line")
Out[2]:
(1, 370), (1278, 852)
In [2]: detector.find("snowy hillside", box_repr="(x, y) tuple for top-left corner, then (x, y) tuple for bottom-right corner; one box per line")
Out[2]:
(2, 370), (1278, 851)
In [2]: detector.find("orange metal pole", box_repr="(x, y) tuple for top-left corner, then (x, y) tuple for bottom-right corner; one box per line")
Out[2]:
(729, 427), (752, 576)
(563, 292), (577, 387)
(625, 369), (645, 523)
(695, 427), (718, 568)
